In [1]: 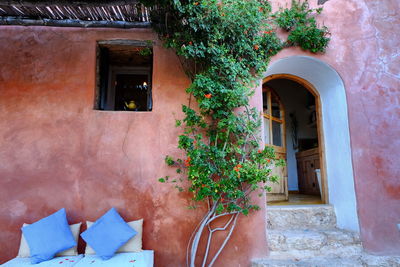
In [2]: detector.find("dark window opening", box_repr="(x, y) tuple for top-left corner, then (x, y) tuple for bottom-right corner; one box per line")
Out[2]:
(95, 40), (153, 111)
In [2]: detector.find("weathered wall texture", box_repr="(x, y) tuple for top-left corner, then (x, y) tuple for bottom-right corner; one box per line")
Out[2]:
(270, 0), (400, 255)
(0, 0), (399, 264)
(0, 27), (267, 265)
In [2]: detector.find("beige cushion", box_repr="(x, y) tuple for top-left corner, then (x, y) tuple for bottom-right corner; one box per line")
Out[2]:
(17, 222), (82, 257)
(85, 219), (143, 254)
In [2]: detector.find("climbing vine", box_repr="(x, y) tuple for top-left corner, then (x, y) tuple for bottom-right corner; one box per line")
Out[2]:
(140, 0), (330, 266)
(274, 0), (330, 52)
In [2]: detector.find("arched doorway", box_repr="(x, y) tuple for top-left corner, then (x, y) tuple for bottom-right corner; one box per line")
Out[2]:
(262, 56), (359, 232)
(263, 75), (327, 204)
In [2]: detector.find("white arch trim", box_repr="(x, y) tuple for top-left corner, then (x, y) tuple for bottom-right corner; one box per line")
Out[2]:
(264, 56), (360, 232)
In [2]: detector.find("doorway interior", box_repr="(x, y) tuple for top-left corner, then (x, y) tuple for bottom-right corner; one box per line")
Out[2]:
(263, 75), (327, 205)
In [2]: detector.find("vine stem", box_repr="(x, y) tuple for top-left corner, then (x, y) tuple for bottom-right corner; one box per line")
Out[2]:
(201, 211), (238, 267)
(201, 227), (213, 267)
(188, 204), (240, 267)
(186, 207), (210, 267)
(207, 213), (239, 267)
(189, 202), (217, 267)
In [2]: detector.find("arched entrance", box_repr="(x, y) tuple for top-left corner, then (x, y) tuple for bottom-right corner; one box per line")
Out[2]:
(263, 56), (359, 232)
(263, 75), (327, 204)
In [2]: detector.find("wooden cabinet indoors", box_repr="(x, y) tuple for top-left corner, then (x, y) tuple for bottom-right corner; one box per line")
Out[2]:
(296, 148), (320, 195)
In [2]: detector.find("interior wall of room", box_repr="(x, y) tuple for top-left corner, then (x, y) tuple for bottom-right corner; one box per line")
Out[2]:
(266, 79), (318, 192)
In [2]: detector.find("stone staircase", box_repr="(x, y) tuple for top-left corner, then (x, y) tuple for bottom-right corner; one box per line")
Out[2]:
(252, 205), (400, 267)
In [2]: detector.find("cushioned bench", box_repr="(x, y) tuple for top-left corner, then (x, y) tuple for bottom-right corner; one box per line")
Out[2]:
(74, 251), (154, 267)
(2, 255), (84, 267)
(4, 208), (153, 266)
(2, 251), (155, 267)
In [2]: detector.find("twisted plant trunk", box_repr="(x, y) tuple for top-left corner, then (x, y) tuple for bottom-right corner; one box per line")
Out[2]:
(188, 201), (240, 267)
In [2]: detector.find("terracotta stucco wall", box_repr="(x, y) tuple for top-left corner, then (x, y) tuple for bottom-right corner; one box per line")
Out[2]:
(0, 0), (399, 264)
(269, 0), (400, 255)
(0, 27), (267, 265)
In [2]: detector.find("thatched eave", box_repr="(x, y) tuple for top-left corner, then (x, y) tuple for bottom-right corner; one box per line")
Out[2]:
(0, 1), (140, 7)
(0, 0), (152, 27)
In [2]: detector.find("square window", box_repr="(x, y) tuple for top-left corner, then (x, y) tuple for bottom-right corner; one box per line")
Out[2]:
(95, 40), (153, 111)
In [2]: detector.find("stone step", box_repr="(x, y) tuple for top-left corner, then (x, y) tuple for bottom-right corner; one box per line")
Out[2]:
(267, 205), (336, 230)
(268, 244), (364, 260)
(359, 253), (400, 267)
(252, 257), (363, 267)
(268, 229), (360, 251)
(252, 254), (400, 267)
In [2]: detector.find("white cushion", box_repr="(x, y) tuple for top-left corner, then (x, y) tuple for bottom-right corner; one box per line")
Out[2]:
(17, 222), (81, 257)
(75, 251), (153, 267)
(85, 219), (143, 254)
(3, 255), (84, 267)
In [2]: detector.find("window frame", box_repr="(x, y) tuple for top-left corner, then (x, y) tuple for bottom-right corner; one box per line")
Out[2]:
(262, 86), (286, 153)
(95, 39), (153, 111)
(106, 66), (152, 111)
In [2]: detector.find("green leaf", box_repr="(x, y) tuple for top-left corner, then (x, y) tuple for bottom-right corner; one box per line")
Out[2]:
(165, 156), (175, 166)
(148, 0), (329, 216)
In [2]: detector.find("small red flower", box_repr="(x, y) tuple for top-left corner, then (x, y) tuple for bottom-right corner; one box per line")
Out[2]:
(254, 44), (259, 50)
(202, 184), (206, 188)
(258, 149), (262, 153)
(259, 7), (263, 12)
(204, 93), (212, 99)
(194, 2), (199, 6)
(184, 157), (191, 167)
(264, 30), (273, 35)
(189, 41), (193, 45)
(233, 164), (242, 172)
(267, 159), (271, 163)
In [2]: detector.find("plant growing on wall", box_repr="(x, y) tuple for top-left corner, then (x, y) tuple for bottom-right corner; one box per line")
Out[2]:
(140, 0), (329, 266)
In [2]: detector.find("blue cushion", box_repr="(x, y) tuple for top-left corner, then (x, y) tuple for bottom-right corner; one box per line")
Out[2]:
(21, 208), (76, 264)
(80, 208), (137, 260)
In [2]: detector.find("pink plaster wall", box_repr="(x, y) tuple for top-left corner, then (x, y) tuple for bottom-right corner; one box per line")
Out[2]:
(0, 27), (267, 265)
(0, 0), (399, 264)
(269, 0), (400, 256)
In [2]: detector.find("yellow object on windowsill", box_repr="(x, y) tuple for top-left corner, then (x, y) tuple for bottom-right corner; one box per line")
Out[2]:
(124, 100), (137, 110)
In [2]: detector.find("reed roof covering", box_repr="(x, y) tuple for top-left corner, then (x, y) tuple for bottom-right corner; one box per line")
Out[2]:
(0, 0), (152, 28)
